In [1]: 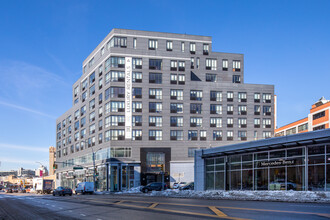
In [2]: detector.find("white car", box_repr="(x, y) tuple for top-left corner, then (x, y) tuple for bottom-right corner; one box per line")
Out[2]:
(172, 182), (187, 189)
(75, 182), (94, 195)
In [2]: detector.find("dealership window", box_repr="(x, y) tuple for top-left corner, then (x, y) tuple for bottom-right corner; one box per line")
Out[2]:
(205, 158), (225, 190)
(110, 147), (132, 158)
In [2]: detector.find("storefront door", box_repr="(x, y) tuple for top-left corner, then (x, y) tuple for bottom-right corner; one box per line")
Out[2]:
(110, 165), (119, 191)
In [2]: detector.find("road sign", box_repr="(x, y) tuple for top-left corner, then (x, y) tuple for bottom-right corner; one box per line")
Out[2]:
(73, 166), (83, 170)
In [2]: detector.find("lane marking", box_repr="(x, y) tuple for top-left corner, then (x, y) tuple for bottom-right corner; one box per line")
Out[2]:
(80, 214), (86, 216)
(149, 203), (158, 208)
(317, 213), (330, 218)
(209, 206), (227, 217)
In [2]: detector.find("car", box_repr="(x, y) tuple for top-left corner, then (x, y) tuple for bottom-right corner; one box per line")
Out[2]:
(53, 187), (72, 196)
(75, 182), (94, 195)
(13, 188), (19, 193)
(179, 182), (194, 190)
(18, 189), (26, 193)
(5, 188), (13, 193)
(172, 182), (187, 189)
(141, 182), (168, 193)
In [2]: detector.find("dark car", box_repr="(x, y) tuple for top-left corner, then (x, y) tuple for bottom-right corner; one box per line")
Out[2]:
(53, 187), (72, 196)
(5, 188), (13, 193)
(179, 182), (194, 190)
(141, 182), (168, 193)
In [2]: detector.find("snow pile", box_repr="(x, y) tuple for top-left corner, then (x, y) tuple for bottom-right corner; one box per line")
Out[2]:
(115, 186), (142, 194)
(145, 190), (330, 203)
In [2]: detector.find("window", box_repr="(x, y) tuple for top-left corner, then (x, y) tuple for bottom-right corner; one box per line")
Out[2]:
(99, 78), (103, 89)
(254, 105), (261, 115)
(98, 119), (103, 130)
(181, 42), (185, 52)
(238, 131), (247, 141)
(148, 39), (158, 50)
(206, 74), (217, 82)
(213, 131), (223, 141)
(110, 129), (125, 140)
(149, 72), (162, 83)
(188, 147), (198, 157)
(238, 105), (247, 115)
(238, 118), (247, 128)
(190, 103), (202, 114)
(313, 111), (325, 120)
(149, 130), (162, 140)
(254, 93), (261, 102)
(110, 115), (125, 126)
(74, 132), (79, 141)
(74, 110), (80, 120)
(105, 72), (111, 85)
(109, 101), (125, 113)
(203, 44), (209, 55)
(170, 60), (177, 71)
(89, 72), (95, 85)
(210, 117), (222, 127)
(263, 131), (272, 139)
(222, 59), (228, 71)
(88, 57), (94, 67)
(166, 41), (173, 51)
(132, 115), (142, 126)
(206, 58), (217, 70)
(105, 116), (111, 128)
(170, 89), (183, 100)
(191, 58), (195, 69)
(233, 60), (241, 72)
(254, 118), (261, 128)
(170, 130), (183, 140)
(98, 65), (103, 76)
(80, 128), (86, 138)
(190, 43), (196, 54)
(82, 79), (88, 91)
(262, 93), (272, 103)
(81, 117), (86, 128)
(132, 58), (142, 69)
(98, 133), (103, 144)
(149, 102), (162, 113)
(170, 103), (183, 113)
(149, 116), (162, 127)
(81, 105), (86, 116)
(81, 91), (87, 102)
(210, 91), (222, 101)
(99, 106), (103, 117)
(133, 87), (142, 98)
(132, 101), (142, 113)
(110, 37), (127, 48)
(110, 87), (125, 98)
(110, 147), (132, 157)
(178, 61), (185, 71)
(74, 86), (79, 97)
(313, 124), (325, 131)
(89, 111), (95, 123)
(263, 106), (271, 116)
(227, 118), (233, 127)
(133, 38), (137, 49)
(178, 74), (185, 84)
(190, 90), (203, 101)
(110, 71), (125, 82)
(196, 57), (200, 69)
(210, 104), (222, 114)
(238, 92), (247, 102)
(101, 47), (105, 56)
(132, 72), (142, 83)
(89, 124), (96, 135)
(89, 85), (95, 96)
(132, 130), (142, 140)
(200, 130), (207, 140)
(170, 116), (183, 127)
(149, 88), (162, 99)
(227, 105), (234, 114)
(263, 118), (271, 128)
(227, 91), (234, 102)
(83, 65), (86, 74)
(233, 75), (241, 83)
(190, 117), (203, 127)
(298, 123), (308, 132)
(98, 93), (103, 104)
(227, 131), (233, 140)
(188, 130), (198, 141)
(108, 57), (125, 68)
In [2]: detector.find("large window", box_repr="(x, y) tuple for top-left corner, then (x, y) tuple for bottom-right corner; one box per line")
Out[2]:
(109, 37), (127, 48)
(206, 58), (217, 70)
(210, 117), (222, 128)
(149, 88), (162, 100)
(149, 130), (162, 140)
(149, 59), (162, 70)
(149, 116), (162, 127)
(190, 103), (202, 114)
(170, 130), (183, 141)
(110, 71), (125, 82)
(132, 58), (142, 69)
(149, 102), (162, 113)
(149, 73), (162, 84)
(148, 39), (158, 50)
(170, 89), (183, 100)
(190, 117), (202, 127)
(190, 90), (203, 101)
(170, 116), (183, 127)
(110, 147), (131, 158)
(170, 103), (183, 113)
(146, 152), (164, 173)
(108, 57), (125, 68)
(210, 91), (222, 101)
(210, 104), (222, 114)
(233, 60), (241, 72)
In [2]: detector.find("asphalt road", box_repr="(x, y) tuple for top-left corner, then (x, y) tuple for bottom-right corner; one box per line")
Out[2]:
(0, 192), (329, 220)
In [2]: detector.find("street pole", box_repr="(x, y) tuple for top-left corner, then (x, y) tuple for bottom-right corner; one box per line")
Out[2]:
(92, 148), (96, 192)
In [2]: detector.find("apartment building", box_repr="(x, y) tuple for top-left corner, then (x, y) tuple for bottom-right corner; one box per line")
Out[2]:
(275, 97), (330, 137)
(55, 29), (274, 191)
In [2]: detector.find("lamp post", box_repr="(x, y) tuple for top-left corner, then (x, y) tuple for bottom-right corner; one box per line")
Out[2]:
(91, 145), (102, 192)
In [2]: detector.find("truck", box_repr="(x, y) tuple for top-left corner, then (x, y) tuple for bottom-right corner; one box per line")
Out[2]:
(33, 178), (53, 194)
(74, 182), (94, 195)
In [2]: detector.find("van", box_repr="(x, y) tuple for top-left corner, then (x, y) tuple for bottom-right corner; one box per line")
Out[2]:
(75, 182), (94, 195)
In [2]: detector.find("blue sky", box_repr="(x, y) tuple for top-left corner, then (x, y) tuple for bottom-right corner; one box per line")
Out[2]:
(0, 0), (329, 171)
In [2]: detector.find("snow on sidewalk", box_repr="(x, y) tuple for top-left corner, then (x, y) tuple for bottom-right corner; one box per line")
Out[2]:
(115, 188), (330, 203)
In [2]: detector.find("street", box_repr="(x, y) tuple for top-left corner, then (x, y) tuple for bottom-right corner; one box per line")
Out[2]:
(0, 192), (330, 220)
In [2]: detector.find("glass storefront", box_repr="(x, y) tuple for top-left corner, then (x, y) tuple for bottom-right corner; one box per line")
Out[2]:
(205, 144), (330, 191)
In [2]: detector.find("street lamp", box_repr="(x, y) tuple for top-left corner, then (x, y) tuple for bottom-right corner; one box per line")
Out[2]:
(91, 146), (102, 192)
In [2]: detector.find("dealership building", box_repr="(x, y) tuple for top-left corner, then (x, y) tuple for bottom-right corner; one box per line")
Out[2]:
(55, 28), (274, 191)
(195, 129), (330, 191)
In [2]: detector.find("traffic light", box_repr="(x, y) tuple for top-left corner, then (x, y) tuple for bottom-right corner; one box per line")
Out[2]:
(160, 164), (164, 172)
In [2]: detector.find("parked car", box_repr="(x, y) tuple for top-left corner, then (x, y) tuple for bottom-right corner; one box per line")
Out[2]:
(141, 182), (168, 193)
(12, 188), (19, 193)
(172, 182), (187, 189)
(5, 188), (13, 193)
(179, 182), (194, 190)
(18, 189), (26, 193)
(53, 187), (72, 196)
(75, 182), (94, 195)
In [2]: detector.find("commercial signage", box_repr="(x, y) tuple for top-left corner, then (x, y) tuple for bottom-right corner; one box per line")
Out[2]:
(258, 159), (295, 167)
(125, 57), (132, 139)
